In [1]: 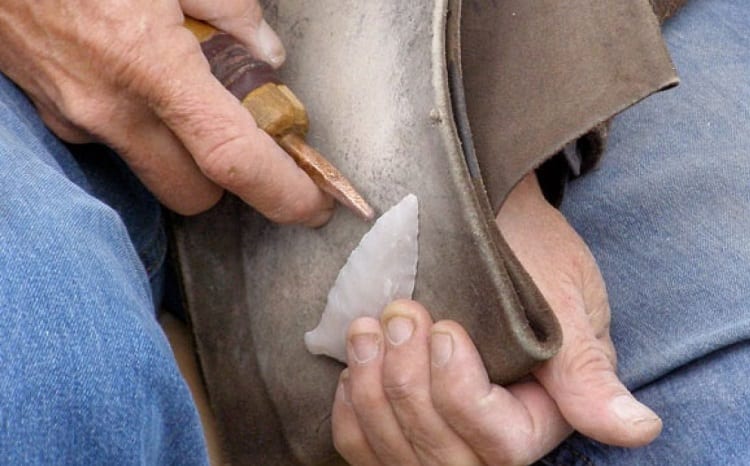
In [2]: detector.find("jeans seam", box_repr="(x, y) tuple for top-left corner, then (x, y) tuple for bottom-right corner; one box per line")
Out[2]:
(137, 220), (167, 280)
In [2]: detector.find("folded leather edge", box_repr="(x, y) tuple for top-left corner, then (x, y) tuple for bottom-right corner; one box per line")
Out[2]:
(440, 0), (563, 383)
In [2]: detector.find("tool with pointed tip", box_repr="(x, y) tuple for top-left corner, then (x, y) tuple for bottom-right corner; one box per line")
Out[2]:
(184, 18), (375, 221)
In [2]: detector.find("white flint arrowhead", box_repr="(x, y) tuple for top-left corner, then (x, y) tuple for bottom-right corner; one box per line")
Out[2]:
(304, 194), (419, 362)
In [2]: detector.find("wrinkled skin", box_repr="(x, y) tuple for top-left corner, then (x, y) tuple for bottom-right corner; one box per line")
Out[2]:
(333, 174), (662, 465)
(0, 0), (333, 224)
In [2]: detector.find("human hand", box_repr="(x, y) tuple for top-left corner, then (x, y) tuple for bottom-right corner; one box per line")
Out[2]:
(0, 0), (333, 224)
(331, 174), (661, 465)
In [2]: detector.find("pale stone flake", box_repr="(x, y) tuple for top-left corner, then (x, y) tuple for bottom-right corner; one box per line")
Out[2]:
(304, 194), (419, 362)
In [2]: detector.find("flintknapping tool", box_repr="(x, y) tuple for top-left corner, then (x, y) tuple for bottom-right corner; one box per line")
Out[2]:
(184, 18), (375, 221)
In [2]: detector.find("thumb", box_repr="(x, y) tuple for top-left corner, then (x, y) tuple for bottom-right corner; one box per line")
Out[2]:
(179, 0), (286, 67)
(535, 333), (662, 448)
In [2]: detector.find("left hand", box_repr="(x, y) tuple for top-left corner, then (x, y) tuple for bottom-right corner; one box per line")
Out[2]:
(331, 174), (662, 465)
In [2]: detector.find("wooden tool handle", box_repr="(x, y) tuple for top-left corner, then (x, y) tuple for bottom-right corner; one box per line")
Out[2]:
(184, 17), (309, 139)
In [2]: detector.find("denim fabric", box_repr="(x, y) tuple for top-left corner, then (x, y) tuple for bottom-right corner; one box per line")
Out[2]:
(543, 1), (750, 464)
(0, 76), (207, 464)
(69, 143), (168, 308)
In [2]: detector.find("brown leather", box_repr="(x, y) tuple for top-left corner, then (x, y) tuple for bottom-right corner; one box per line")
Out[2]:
(533, 0), (688, 206)
(651, 0), (691, 22)
(172, 0), (679, 464)
(461, 0), (678, 212)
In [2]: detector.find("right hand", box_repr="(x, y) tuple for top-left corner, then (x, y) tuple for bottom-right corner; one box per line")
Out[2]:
(0, 0), (334, 225)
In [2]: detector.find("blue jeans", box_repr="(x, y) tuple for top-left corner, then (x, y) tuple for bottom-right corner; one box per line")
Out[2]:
(543, 1), (750, 464)
(0, 78), (207, 463)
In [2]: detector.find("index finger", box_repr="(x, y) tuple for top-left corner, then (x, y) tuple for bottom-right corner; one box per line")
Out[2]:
(143, 26), (333, 225)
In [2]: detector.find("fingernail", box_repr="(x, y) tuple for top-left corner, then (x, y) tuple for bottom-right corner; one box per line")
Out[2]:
(255, 19), (286, 67)
(340, 371), (351, 404)
(610, 395), (660, 425)
(385, 316), (414, 346)
(350, 333), (379, 364)
(431, 332), (453, 367)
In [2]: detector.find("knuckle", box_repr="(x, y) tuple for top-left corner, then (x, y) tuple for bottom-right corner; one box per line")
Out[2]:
(562, 338), (614, 377)
(57, 88), (110, 133)
(349, 383), (384, 412)
(198, 132), (255, 184)
(111, 32), (207, 110)
(92, 30), (153, 95)
(382, 377), (422, 404)
(146, 74), (209, 127)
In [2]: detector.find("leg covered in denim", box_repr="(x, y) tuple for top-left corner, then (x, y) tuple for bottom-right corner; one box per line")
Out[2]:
(0, 75), (207, 464)
(544, 1), (750, 463)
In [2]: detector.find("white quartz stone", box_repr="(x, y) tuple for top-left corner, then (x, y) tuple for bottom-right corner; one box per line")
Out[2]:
(304, 194), (419, 362)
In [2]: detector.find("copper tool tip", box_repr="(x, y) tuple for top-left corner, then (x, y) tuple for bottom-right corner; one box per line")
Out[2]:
(278, 133), (375, 221)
